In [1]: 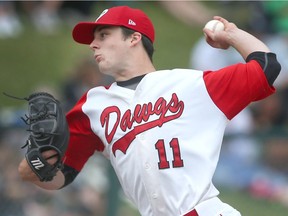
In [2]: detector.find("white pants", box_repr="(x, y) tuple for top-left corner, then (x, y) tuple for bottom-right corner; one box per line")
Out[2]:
(194, 197), (241, 216)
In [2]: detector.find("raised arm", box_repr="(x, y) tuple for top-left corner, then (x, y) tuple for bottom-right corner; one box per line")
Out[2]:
(203, 16), (270, 60)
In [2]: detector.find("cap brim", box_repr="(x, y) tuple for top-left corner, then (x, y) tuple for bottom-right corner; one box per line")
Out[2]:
(72, 22), (122, 45)
(72, 22), (98, 45)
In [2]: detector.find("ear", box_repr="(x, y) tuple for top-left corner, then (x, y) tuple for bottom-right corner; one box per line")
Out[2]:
(130, 32), (142, 46)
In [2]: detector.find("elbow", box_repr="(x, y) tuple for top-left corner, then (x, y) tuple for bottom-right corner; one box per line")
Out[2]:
(265, 56), (281, 86)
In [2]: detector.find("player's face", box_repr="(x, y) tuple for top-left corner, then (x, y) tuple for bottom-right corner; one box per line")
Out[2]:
(90, 26), (130, 77)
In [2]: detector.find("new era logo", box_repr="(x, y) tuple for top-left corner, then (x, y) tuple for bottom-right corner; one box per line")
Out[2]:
(31, 157), (45, 170)
(128, 19), (136, 26)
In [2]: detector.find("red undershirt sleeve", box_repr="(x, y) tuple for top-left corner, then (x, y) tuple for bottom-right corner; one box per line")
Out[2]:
(203, 60), (275, 120)
(63, 93), (105, 172)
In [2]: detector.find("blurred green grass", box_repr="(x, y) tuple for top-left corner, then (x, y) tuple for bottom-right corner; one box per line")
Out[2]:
(0, 2), (199, 107)
(1, 1), (287, 215)
(0, 19), (88, 107)
(119, 188), (288, 216)
(219, 188), (288, 215)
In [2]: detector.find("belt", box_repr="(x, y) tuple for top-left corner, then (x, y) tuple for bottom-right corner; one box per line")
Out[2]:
(184, 209), (199, 216)
(183, 197), (228, 216)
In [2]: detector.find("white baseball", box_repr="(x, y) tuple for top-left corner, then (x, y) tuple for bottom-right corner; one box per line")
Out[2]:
(204, 20), (225, 32)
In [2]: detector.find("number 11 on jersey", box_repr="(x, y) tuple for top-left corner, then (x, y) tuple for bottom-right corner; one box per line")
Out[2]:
(155, 138), (184, 169)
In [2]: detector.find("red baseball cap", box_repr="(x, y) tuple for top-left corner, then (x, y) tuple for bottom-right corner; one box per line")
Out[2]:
(72, 6), (155, 44)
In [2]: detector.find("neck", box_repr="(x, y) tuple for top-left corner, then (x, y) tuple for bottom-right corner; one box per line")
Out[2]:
(114, 49), (155, 81)
(114, 63), (155, 81)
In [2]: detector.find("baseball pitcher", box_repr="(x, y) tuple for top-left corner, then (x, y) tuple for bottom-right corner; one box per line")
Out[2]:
(18, 6), (281, 216)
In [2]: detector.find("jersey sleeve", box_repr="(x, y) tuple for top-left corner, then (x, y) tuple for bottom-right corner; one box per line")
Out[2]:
(203, 60), (275, 120)
(63, 93), (105, 172)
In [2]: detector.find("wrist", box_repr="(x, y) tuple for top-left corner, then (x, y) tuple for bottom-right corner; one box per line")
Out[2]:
(228, 29), (270, 60)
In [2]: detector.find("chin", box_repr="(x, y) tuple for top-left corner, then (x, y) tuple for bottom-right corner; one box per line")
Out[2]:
(99, 67), (113, 77)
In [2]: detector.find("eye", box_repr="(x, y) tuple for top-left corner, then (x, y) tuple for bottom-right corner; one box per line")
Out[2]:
(100, 32), (108, 39)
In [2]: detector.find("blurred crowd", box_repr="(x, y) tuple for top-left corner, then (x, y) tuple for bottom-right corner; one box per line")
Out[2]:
(0, 1), (134, 37)
(167, 1), (288, 207)
(0, 1), (86, 37)
(182, 1), (288, 207)
(0, 56), (116, 216)
(1, 1), (288, 216)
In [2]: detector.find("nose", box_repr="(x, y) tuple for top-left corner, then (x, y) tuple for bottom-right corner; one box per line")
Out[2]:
(89, 39), (99, 51)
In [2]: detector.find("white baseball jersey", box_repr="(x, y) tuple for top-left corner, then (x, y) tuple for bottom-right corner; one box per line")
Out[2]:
(64, 60), (274, 215)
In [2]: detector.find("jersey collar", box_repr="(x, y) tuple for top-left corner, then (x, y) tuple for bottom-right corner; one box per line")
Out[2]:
(116, 74), (146, 90)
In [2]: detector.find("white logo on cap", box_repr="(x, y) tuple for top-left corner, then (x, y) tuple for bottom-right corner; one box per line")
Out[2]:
(128, 19), (136, 26)
(96, 9), (108, 22)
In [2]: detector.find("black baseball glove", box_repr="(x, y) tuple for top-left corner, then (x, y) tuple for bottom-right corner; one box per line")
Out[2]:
(21, 92), (70, 182)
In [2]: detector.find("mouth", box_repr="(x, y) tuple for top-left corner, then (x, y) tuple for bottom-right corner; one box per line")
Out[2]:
(94, 54), (102, 63)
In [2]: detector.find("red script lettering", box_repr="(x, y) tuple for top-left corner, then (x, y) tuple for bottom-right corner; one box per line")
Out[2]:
(100, 93), (184, 156)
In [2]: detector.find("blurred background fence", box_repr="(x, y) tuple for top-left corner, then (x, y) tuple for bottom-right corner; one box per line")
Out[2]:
(1, 1), (288, 216)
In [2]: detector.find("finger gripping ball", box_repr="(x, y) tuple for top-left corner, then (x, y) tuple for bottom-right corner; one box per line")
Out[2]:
(204, 20), (225, 32)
